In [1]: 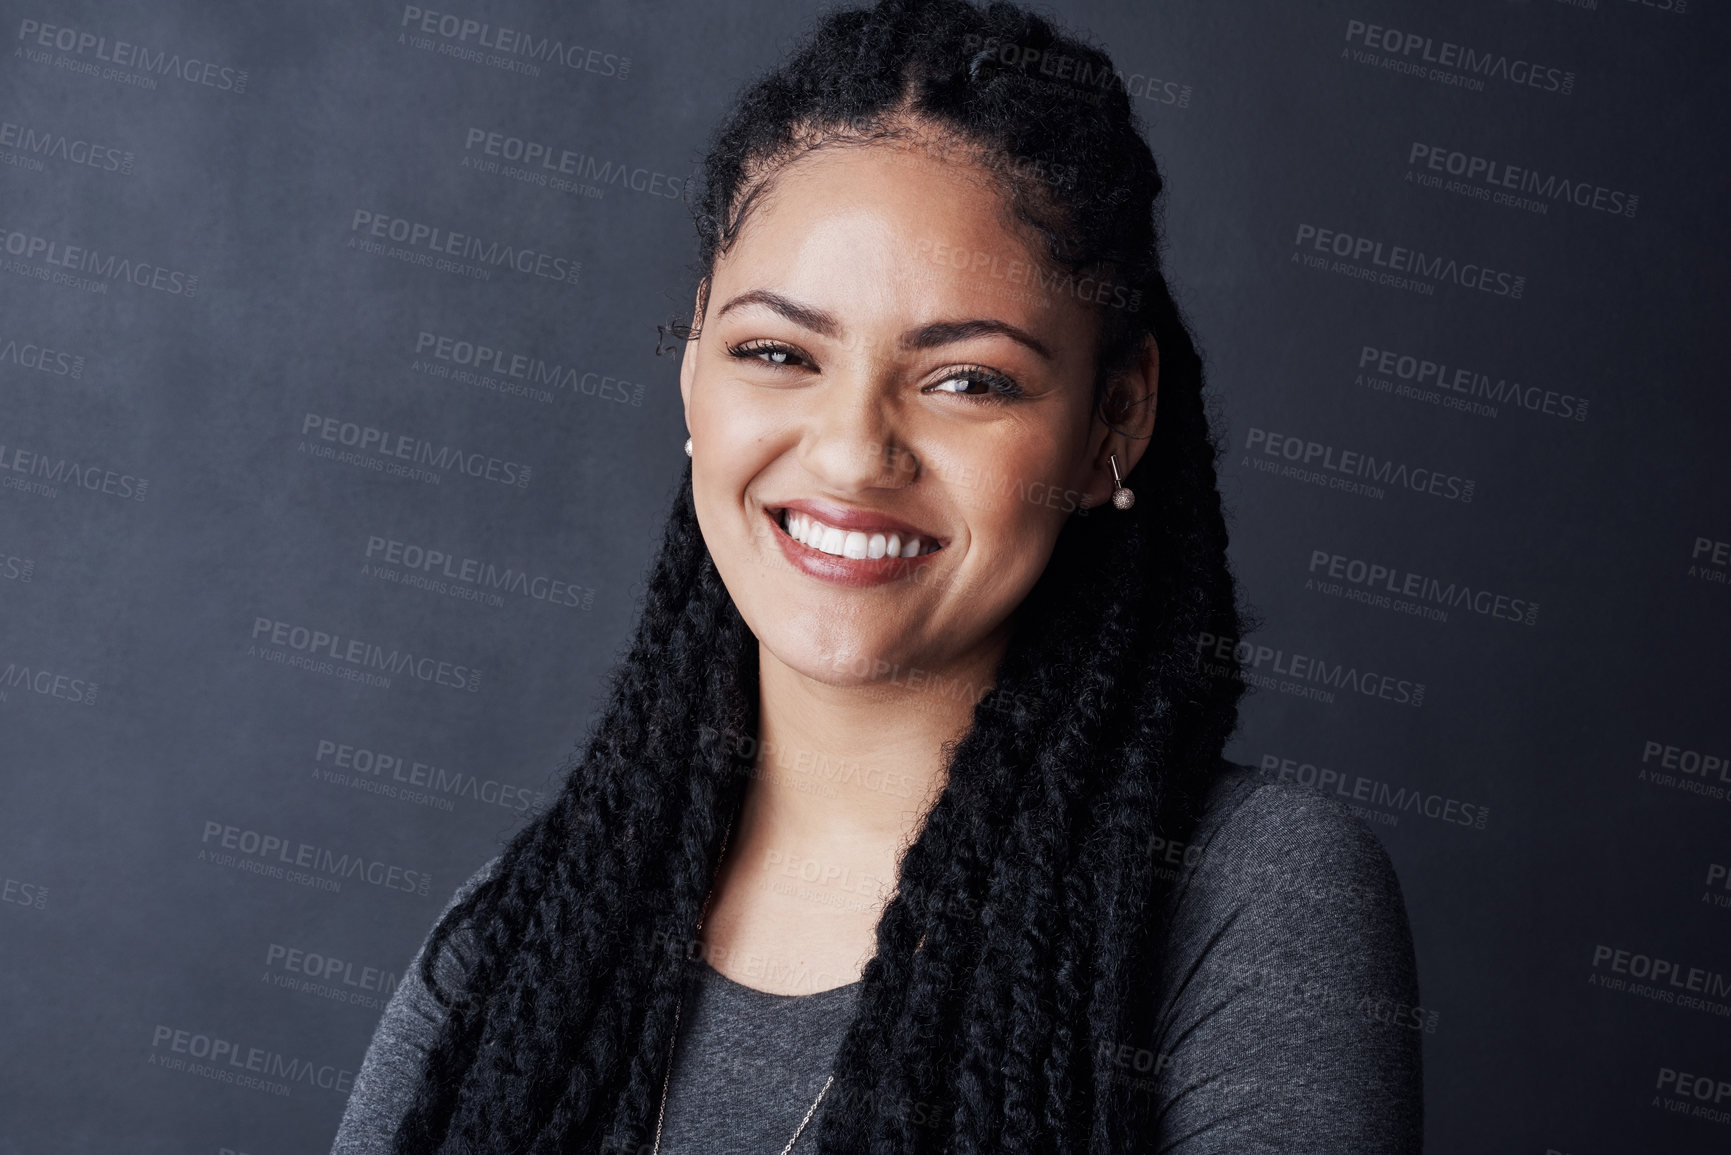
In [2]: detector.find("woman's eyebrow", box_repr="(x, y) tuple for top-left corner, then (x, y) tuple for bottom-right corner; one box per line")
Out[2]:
(902, 318), (1052, 361)
(715, 289), (840, 337)
(716, 288), (1052, 361)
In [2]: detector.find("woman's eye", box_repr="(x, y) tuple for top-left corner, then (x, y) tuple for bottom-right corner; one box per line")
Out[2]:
(724, 343), (1022, 403)
(928, 369), (1025, 403)
(726, 340), (809, 369)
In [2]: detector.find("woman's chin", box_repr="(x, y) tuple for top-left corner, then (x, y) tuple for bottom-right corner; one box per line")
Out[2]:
(759, 636), (919, 689)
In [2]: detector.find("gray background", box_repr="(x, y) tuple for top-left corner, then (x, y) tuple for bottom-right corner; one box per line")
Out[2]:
(2, 0), (1727, 1151)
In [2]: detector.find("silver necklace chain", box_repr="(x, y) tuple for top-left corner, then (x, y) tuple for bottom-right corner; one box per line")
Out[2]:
(648, 817), (836, 1155)
(648, 979), (834, 1155)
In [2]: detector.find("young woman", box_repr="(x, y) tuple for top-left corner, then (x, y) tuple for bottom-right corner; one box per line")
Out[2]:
(331, 1), (1424, 1151)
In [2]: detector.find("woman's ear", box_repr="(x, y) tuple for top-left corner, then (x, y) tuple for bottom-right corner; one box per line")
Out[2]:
(1078, 334), (1159, 508)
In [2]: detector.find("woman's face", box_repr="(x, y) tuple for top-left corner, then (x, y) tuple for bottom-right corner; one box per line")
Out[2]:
(679, 140), (1154, 694)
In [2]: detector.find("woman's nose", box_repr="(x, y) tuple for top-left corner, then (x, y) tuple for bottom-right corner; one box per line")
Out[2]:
(797, 373), (919, 491)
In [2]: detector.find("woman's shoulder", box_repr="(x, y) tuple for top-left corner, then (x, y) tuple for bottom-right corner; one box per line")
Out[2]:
(1140, 759), (1427, 1150)
(329, 853), (506, 1152)
(425, 853), (504, 981)
(1152, 756), (1421, 1013)
(1166, 757), (1409, 916)
(449, 851), (504, 907)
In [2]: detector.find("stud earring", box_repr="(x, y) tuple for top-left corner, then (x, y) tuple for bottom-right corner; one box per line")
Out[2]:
(684, 437), (692, 458)
(1109, 453), (1135, 510)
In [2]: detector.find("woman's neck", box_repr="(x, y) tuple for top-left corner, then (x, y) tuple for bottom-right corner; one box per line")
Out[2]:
(754, 640), (1002, 833)
(694, 631), (1008, 995)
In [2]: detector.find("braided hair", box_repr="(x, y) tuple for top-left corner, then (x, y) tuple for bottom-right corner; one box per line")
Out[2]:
(390, 1), (1247, 1151)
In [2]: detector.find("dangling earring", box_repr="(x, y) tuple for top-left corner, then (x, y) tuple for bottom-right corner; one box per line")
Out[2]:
(684, 437), (692, 458)
(1109, 453), (1135, 510)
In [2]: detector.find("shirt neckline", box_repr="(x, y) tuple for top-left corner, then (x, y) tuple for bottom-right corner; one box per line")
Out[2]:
(698, 957), (865, 1001)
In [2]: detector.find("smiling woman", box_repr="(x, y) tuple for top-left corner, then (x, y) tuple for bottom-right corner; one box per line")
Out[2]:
(685, 146), (1144, 683)
(330, 1), (1422, 1153)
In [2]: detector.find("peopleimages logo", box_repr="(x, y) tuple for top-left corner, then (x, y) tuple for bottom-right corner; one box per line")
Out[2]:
(1406, 143), (1637, 219)
(1703, 863), (1731, 909)
(299, 412), (532, 488)
(0, 549), (35, 583)
(1, 874), (48, 910)
(1243, 427), (1475, 504)
(413, 330), (643, 406)
(248, 617), (482, 693)
(1358, 344), (1588, 423)
(314, 737), (549, 814)
(1689, 536), (1729, 588)
(0, 224), (198, 296)
(262, 941), (398, 1011)
(1307, 549), (1540, 627)
(199, 820), (434, 896)
(911, 237), (1142, 312)
(1258, 753), (1490, 830)
(0, 439), (148, 501)
(397, 6), (629, 79)
(1342, 18), (1575, 95)
(461, 128), (688, 202)
(347, 210), (580, 286)
(0, 655), (99, 705)
(1589, 944), (1731, 1002)
(0, 332), (85, 378)
(1194, 632), (1426, 708)
(0, 119), (133, 175)
(1638, 737), (1730, 805)
(1293, 223), (1525, 299)
(1641, 740), (1730, 783)
(957, 33), (1192, 108)
(148, 1024), (352, 1098)
(1655, 1067), (1731, 1128)
(1622, 0), (1689, 15)
(16, 19), (249, 93)
(363, 534), (595, 610)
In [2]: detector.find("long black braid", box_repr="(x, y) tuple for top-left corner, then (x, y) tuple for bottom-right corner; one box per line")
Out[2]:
(390, 1), (1248, 1151)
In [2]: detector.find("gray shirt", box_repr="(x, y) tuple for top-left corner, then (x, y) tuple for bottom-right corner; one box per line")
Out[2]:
(657, 961), (862, 1154)
(329, 761), (1424, 1153)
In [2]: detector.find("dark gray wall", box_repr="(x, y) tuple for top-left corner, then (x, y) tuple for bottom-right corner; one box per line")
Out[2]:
(2, 0), (1726, 1151)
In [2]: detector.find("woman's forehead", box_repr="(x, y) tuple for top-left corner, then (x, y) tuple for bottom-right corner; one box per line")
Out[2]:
(712, 144), (1090, 338)
(731, 142), (1016, 247)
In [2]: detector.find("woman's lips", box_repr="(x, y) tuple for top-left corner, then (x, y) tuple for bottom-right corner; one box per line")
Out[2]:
(772, 497), (946, 548)
(763, 506), (944, 588)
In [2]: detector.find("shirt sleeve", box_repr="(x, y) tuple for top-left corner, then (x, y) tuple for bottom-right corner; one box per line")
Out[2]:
(329, 855), (499, 1155)
(1143, 775), (1425, 1153)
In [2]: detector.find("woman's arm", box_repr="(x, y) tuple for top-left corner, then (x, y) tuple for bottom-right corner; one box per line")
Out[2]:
(1144, 768), (1425, 1153)
(329, 856), (499, 1154)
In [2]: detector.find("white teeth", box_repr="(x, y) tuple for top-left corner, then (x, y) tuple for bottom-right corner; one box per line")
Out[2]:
(780, 509), (937, 559)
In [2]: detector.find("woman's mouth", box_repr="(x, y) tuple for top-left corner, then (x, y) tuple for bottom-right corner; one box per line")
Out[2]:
(763, 503), (945, 588)
(776, 507), (942, 559)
